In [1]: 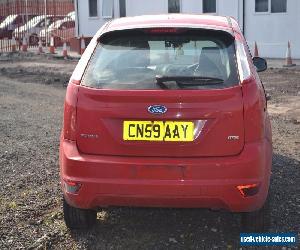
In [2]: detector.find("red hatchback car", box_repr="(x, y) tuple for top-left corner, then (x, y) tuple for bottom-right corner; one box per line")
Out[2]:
(60, 15), (272, 231)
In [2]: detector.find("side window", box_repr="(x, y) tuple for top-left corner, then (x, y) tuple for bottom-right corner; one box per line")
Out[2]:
(38, 21), (44, 28)
(14, 15), (22, 25)
(61, 22), (71, 30)
(102, 0), (113, 18)
(38, 20), (49, 28)
(168, 0), (180, 13)
(203, 0), (216, 13)
(68, 21), (75, 28)
(89, 0), (98, 17)
(235, 40), (251, 81)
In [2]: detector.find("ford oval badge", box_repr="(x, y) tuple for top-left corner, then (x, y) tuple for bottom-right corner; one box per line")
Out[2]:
(148, 105), (167, 115)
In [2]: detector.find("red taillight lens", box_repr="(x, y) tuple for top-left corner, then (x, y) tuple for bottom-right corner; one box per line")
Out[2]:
(63, 179), (81, 194)
(237, 183), (260, 197)
(63, 80), (79, 141)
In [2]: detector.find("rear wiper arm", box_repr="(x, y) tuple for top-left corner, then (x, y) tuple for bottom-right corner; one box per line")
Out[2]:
(155, 75), (224, 88)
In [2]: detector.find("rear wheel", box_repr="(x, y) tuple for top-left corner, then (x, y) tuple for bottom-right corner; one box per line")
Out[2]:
(63, 197), (97, 229)
(241, 194), (271, 232)
(29, 34), (39, 46)
(54, 36), (62, 47)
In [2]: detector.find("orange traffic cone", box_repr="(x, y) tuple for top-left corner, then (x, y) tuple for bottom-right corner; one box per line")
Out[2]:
(284, 41), (296, 67)
(254, 42), (259, 57)
(38, 38), (43, 54)
(63, 41), (68, 59)
(80, 36), (85, 55)
(11, 36), (17, 52)
(22, 37), (27, 52)
(49, 36), (55, 54)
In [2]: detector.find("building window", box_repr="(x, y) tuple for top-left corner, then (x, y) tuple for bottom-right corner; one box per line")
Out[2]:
(88, 0), (98, 17)
(102, 0), (113, 18)
(119, 0), (126, 17)
(203, 0), (216, 13)
(168, 0), (180, 13)
(255, 0), (269, 12)
(255, 0), (287, 13)
(271, 0), (287, 13)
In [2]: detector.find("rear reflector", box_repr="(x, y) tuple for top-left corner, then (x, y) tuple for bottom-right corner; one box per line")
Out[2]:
(63, 179), (81, 194)
(237, 183), (260, 197)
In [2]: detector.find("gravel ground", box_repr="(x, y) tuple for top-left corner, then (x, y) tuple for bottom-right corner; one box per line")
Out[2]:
(0, 53), (299, 249)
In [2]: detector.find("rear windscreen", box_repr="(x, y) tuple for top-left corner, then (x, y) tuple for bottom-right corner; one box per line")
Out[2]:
(82, 29), (239, 90)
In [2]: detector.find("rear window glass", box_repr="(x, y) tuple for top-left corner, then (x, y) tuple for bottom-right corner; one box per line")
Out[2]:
(83, 29), (239, 90)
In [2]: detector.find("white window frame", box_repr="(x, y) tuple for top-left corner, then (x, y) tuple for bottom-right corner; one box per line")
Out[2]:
(202, 0), (217, 14)
(254, 0), (287, 15)
(88, 0), (99, 19)
(102, 0), (113, 19)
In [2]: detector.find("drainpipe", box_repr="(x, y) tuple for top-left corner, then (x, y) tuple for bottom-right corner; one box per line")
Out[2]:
(243, 0), (246, 36)
(44, 0), (47, 45)
(75, 0), (80, 37)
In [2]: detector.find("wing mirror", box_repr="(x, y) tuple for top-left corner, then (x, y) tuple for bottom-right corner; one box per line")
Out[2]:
(253, 57), (267, 72)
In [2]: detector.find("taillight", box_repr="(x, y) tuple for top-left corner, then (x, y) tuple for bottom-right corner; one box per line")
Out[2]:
(63, 80), (79, 141)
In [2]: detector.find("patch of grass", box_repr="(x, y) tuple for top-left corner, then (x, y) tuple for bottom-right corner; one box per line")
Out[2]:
(8, 201), (17, 209)
(41, 208), (69, 239)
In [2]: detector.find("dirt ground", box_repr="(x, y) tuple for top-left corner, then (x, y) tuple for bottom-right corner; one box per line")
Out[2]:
(0, 53), (299, 249)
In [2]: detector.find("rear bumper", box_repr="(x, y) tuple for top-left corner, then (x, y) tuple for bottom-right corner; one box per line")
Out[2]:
(60, 139), (272, 212)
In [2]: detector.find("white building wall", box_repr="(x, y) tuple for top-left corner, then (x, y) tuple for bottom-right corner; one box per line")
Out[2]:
(244, 0), (300, 59)
(76, 0), (119, 37)
(125, 0), (167, 16)
(181, 0), (202, 14)
(218, 0), (240, 24)
(75, 0), (300, 58)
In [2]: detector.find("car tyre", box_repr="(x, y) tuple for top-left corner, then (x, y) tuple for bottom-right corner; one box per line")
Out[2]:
(241, 193), (271, 232)
(29, 34), (39, 46)
(54, 36), (62, 47)
(63, 197), (97, 229)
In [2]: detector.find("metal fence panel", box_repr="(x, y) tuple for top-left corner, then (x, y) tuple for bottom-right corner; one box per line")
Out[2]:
(0, 0), (74, 52)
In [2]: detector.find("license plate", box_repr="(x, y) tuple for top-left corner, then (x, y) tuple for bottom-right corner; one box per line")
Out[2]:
(123, 121), (194, 142)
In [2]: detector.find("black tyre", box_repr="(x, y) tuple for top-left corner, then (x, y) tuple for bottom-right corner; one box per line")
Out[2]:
(63, 197), (97, 229)
(241, 194), (271, 232)
(29, 34), (39, 46)
(54, 36), (62, 47)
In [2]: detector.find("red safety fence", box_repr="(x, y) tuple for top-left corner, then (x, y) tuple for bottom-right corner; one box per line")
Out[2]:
(0, 0), (75, 52)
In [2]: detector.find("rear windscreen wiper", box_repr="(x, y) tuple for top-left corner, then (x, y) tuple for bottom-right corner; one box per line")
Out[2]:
(155, 75), (224, 89)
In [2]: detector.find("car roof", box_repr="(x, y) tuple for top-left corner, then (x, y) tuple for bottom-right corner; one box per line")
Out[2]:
(103, 14), (239, 35)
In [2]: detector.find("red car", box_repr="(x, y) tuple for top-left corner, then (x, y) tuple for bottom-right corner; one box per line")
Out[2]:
(60, 15), (272, 231)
